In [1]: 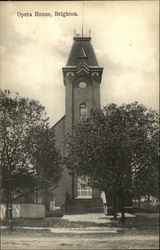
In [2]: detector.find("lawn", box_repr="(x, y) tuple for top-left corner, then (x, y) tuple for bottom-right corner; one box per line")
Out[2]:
(1, 212), (159, 249)
(1, 217), (110, 228)
(117, 212), (159, 232)
(1, 212), (159, 230)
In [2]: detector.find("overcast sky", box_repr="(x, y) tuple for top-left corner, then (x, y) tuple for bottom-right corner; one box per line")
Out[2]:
(0, 1), (159, 125)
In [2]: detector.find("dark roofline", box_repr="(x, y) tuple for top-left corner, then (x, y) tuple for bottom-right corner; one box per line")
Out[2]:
(62, 64), (103, 70)
(73, 37), (91, 41)
(51, 115), (65, 130)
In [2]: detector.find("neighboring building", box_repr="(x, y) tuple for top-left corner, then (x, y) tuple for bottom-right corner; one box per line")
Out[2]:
(50, 34), (104, 214)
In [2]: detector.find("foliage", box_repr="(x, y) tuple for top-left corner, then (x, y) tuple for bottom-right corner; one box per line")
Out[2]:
(26, 126), (62, 190)
(0, 90), (62, 207)
(132, 128), (159, 201)
(66, 102), (159, 219)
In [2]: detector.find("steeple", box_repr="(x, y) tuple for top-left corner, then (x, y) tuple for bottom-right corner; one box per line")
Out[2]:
(66, 35), (99, 67)
(62, 34), (103, 87)
(62, 33), (103, 135)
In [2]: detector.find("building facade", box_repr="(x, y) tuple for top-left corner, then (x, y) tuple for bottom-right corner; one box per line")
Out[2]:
(51, 35), (104, 213)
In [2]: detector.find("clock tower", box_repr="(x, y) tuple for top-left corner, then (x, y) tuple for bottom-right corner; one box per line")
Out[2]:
(50, 33), (132, 214)
(52, 34), (104, 214)
(62, 36), (103, 134)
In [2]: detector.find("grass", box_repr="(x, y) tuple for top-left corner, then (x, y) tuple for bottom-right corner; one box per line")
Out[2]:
(1, 211), (159, 231)
(1, 213), (159, 250)
(117, 212), (159, 232)
(1, 217), (114, 228)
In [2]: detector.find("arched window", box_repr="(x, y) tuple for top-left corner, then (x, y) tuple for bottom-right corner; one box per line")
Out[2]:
(79, 103), (87, 120)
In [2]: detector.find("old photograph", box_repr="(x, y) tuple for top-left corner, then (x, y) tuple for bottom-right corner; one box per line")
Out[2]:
(0, 0), (159, 249)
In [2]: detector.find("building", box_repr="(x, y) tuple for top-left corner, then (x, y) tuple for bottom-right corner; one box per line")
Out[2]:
(50, 34), (104, 214)
(1, 33), (132, 218)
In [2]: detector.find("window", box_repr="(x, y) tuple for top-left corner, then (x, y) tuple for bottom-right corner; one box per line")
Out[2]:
(34, 189), (43, 204)
(79, 103), (87, 120)
(77, 176), (92, 198)
(50, 196), (55, 211)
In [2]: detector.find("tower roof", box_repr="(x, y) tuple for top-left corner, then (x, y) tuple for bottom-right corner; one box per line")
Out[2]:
(66, 37), (99, 67)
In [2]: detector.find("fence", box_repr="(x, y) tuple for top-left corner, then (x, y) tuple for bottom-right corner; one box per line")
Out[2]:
(0, 203), (45, 219)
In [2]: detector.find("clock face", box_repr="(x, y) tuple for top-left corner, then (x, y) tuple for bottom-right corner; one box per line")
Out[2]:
(79, 81), (87, 89)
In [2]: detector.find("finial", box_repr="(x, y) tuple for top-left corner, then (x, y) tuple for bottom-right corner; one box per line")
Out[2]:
(82, 1), (84, 37)
(89, 29), (91, 37)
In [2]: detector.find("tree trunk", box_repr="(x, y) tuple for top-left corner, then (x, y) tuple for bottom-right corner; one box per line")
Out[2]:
(5, 187), (9, 219)
(113, 195), (117, 219)
(8, 204), (12, 220)
(121, 208), (125, 224)
(136, 184), (141, 208)
(35, 188), (38, 203)
(120, 195), (125, 224)
(44, 186), (48, 212)
(138, 196), (141, 208)
(147, 195), (150, 202)
(72, 172), (75, 199)
(8, 177), (13, 220)
(112, 185), (117, 219)
(103, 190), (108, 215)
(6, 179), (12, 220)
(136, 180), (141, 208)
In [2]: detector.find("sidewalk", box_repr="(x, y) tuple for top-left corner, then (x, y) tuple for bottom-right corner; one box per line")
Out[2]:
(0, 213), (135, 233)
(62, 212), (135, 223)
(1, 225), (118, 233)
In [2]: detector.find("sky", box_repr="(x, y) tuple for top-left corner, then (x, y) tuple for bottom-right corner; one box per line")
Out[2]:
(0, 1), (159, 125)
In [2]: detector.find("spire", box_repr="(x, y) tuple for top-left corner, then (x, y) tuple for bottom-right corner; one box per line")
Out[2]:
(66, 37), (99, 66)
(82, 1), (84, 38)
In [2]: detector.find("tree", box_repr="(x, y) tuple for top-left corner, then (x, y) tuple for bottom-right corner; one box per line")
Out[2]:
(0, 90), (62, 218)
(66, 102), (159, 222)
(132, 128), (159, 206)
(26, 126), (62, 210)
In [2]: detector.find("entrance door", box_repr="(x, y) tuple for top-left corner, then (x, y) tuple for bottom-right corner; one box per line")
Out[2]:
(77, 176), (92, 198)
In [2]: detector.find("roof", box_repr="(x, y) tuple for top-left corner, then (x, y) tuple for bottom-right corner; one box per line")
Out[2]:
(66, 37), (99, 67)
(51, 115), (65, 130)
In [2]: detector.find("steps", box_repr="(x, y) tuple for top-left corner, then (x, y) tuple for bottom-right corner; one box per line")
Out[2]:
(65, 198), (104, 214)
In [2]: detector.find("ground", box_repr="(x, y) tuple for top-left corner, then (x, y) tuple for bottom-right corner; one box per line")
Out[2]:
(1, 212), (159, 250)
(1, 230), (159, 250)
